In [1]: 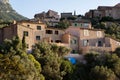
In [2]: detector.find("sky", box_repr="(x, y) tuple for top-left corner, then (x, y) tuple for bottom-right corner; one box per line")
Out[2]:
(9, 0), (120, 18)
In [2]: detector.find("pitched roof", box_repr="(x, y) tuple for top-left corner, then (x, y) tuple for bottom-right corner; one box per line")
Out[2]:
(114, 3), (120, 7)
(97, 6), (112, 10)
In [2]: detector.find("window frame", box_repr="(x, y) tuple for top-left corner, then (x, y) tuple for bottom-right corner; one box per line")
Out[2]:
(23, 31), (29, 36)
(71, 39), (77, 44)
(46, 30), (53, 34)
(83, 40), (89, 46)
(37, 26), (41, 30)
(97, 31), (102, 37)
(36, 36), (40, 40)
(84, 30), (89, 36)
(55, 30), (59, 35)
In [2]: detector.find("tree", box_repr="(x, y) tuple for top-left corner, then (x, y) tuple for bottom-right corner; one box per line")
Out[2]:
(114, 47), (120, 57)
(32, 42), (71, 80)
(0, 53), (44, 80)
(76, 52), (120, 80)
(100, 16), (113, 22)
(90, 66), (116, 80)
(22, 36), (27, 51)
(32, 42), (70, 57)
(55, 20), (70, 29)
(0, 36), (45, 80)
(69, 63), (89, 80)
(94, 22), (106, 29)
(60, 59), (73, 80)
(94, 21), (120, 41)
(0, 36), (23, 54)
(103, 54), (120, 79)
(84, 52), (99, 68)
(50, 44), (71, 57)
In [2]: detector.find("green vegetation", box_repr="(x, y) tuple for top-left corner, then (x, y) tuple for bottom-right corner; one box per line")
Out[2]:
(32, 42), (72, 80)
(55, 20), (70, 29)
(60, 16), (77, 21)
(114, 47), (120, 57)
(90, 16), (120, 41)
(0, 36), (44, 80)
(90, 66), (116, 80)
(0, 1), (28, 28)
(0, 1), (27, 23)
(0, 21), (12, 28)
(1, 36), (120, 80)
(68, 52), (120, 80)
(94, 22), (120, 41)
(0, 37), (72, 80)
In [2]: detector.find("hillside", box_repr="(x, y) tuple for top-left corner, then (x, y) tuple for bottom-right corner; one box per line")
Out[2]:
(0, 0), (27, 22)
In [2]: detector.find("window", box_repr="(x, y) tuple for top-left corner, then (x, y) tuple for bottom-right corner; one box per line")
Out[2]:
(81, 24), (83, 26)
(83, 23), (89, 28)
(37, 26), (41, 30)
(55, 31), (59, 35)
(84, 30), (89, 36)
(36, 36), (40, 40)
(27, 24), (30, 27)
(98, 41), (102, 47)
(51, 40), (53, 42)
(83, 40), (89, 46)
(97, 31), (102, 37)
(46, 30), (53, 34)
(75, 23), (77, 26)
(71, 39), (77, 44)
(55, 40), (61, 43)
(23, 31), (28, 36)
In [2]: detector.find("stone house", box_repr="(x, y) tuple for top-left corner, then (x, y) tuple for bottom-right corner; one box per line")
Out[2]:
(85, 3), (120, 19)
(0, 20), (66, 50)
(70, 19), (92, 29)
(61, 13), (73, 19)
(0, 20), (120, 54)
(34, 10), (59, 20)
(34, 10), (60, 27)
(62, 27), (120, 54)
(0, 20), (46, 50)
(45, 28), (65, 43)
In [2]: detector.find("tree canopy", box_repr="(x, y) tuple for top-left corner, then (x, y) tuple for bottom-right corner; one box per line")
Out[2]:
(32, 42), (72, 80)
(1, 36), (120, 80)
(0, 36), (44, 80)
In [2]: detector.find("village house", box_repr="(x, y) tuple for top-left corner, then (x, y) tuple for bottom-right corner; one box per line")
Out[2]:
(61, 13), (73, 19)
(0, 20), (66, 51)
(85, 3), (120, 19)
(34, 10), (60, 27)
(0, 20), (120, 54)
(34, 10), (59, 20)
(64, 27), (120, 54)
(70, 18), (92, 29)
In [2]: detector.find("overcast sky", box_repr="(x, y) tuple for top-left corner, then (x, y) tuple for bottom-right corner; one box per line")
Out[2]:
(10, 0), (120, 18)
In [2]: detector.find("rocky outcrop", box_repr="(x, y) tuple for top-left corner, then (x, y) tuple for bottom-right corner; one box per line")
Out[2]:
(0, 0), (28, 22)
(0, 0), (9, 4)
